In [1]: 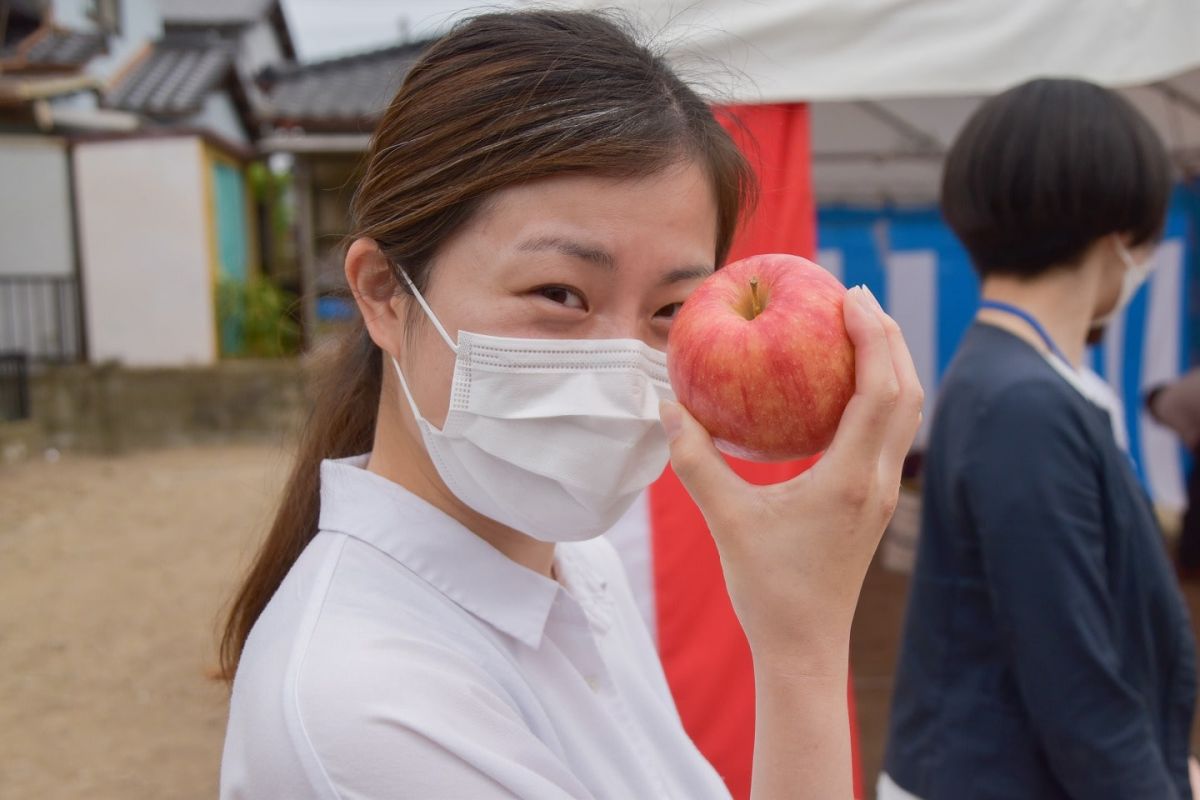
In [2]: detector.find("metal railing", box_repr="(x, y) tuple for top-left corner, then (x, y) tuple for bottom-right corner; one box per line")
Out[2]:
(0, 352), (29, 422)
(0, 274), (84, 363)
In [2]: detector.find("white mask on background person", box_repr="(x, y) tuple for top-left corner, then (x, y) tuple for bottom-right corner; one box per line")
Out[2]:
(390, 268), (674, 543)
(1093, 236), (1155, 326)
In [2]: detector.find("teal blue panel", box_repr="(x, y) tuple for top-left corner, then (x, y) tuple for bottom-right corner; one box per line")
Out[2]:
(212, 161), (249, 282)
(212, 161), (248, 355)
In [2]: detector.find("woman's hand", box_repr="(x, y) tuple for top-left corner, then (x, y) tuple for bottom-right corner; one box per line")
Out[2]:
(659, 285), (922, 799)
(661, 284), (922, 671)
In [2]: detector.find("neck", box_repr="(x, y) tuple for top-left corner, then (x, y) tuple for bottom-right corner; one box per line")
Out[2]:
(977, 266), (1101, 368)
(367, 382), (557, 579)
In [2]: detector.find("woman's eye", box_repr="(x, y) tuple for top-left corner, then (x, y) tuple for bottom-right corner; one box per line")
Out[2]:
(537, 286), (587, 310)
(654, 302), (683, 320)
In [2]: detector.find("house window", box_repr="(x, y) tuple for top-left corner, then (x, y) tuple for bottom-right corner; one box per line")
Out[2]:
(88, 0), (121, 35)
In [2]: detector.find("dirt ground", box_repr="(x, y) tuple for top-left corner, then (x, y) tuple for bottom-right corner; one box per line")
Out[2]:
(2, 443), (1198, 799)
(0, 444), (290, 799)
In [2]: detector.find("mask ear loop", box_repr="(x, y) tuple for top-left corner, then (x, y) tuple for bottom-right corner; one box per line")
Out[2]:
(390, 263), (457, 432)
(395, 264), (458, 353)
(391, 356), (429, 426)
(1114, 234), (1137, 271)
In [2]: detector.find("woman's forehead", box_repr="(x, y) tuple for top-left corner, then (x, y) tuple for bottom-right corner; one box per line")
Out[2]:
(468, 165), (719, 244)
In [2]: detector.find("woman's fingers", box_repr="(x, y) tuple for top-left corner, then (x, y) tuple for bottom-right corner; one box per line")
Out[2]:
(660, 400), (744, 533)
(820, 286), (901, 479)
(876, 308), (925, 482)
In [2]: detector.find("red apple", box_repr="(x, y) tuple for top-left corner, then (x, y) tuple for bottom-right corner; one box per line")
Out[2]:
(667, 253), (855, 461)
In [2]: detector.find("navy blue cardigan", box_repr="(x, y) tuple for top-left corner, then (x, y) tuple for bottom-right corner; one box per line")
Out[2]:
(884, 324), (1196, 799)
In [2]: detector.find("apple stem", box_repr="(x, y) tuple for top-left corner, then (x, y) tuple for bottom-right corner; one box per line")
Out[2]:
(750, 277), (763, 318)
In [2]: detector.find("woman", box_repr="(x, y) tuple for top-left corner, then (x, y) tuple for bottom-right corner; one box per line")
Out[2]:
(881, 79), (1197, 799)
(219, 11), (922, 799)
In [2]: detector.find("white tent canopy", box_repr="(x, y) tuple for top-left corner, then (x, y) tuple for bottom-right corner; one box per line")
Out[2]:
(548, 0), (1200, 102)
(809, 82), (1200, 204)
(540, 0), (1200, 203)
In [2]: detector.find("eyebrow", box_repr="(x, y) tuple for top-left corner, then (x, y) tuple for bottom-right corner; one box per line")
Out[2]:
(517, 236), (615, 270)
(515, 235), (712, 285)
(660, 266), (713, 286)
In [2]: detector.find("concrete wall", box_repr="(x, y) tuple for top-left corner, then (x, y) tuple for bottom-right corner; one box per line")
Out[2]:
(0, 136), (75, 277)
(73, 136), (217, 366)
(0, 418), (42, 464)
(31, 359), (306, 454)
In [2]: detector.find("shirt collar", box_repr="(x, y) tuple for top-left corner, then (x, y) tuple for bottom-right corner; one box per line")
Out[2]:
(317, 455), (560, 649)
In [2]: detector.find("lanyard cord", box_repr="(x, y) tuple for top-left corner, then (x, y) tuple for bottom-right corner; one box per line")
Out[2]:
(978, 300), (1073, 366)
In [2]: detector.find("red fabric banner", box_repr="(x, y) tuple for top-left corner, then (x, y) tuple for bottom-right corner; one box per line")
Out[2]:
(649, 102), (863, 800)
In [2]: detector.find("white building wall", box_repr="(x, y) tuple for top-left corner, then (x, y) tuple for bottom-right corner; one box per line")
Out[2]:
(74, 137), (217, 366)
(241, 18), (285, 75)
(0, 136), (82, 359)
(50, 91), (100, 113)
(183, 92), (250, 146)
(48, 0), (92, 29)
(0, 136), (75, 277)
(73, 0), (164, 83)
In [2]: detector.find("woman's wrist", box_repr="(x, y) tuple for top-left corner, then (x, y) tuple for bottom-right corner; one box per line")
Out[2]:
(749, 634), (851, 682)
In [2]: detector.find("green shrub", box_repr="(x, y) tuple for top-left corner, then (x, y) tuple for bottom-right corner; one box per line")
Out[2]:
(217, 277), (301, 358)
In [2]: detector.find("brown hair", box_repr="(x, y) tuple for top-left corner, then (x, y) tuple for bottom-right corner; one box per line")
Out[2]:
(219, 9), (754, 681)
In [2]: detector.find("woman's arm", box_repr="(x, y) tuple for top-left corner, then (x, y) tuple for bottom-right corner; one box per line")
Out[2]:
(661, 286), (923, 799)
(1147, 368), (1200, 449)
(749, 664), (854, 799)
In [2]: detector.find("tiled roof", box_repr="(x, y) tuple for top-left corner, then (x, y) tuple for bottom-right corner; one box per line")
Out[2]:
(0, 28), (106, 70)
(157, 0), (276, 25)
(108, 37), (235, 116)
(258, 41), (428, 131)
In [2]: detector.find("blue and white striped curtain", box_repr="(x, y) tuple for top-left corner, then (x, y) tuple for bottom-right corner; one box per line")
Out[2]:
(817, 187), (1200, 511)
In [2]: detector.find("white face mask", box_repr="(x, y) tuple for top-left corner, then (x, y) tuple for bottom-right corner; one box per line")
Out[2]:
(1093, 238), (1154, 326)
(390, 270), (674, 542)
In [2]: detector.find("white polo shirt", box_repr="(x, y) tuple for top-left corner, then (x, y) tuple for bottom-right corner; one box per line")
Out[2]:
(220, 455), (731, 800)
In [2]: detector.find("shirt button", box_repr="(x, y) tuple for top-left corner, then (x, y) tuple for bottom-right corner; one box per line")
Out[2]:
(585, 676), (601, 692)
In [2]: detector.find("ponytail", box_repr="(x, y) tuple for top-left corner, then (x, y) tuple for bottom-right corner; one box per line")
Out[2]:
(218, 322), (381, 681)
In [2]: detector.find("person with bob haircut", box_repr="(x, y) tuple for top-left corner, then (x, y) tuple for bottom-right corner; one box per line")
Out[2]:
(217, 10), (924, 799)
(880, 78), (1198, 799)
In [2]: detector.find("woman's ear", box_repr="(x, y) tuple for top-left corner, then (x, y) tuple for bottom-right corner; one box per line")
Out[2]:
(345, 237), (406, 355)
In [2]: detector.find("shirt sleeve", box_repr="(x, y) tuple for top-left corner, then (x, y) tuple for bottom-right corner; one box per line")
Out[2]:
(1154, 368), (1200, 448)
(962, 380), (1179, 800)
(296, 635), (595, 800)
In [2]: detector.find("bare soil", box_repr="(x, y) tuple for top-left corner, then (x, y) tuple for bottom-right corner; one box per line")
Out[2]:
(0, 444), (288, 799)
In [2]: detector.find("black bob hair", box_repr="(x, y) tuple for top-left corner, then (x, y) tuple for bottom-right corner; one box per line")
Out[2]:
(941, 77), (1171, 278)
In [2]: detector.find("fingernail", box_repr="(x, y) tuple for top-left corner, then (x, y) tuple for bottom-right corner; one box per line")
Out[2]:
(853, 285), (873, 310)
(659, 400), (683, 442)
(863, 285), (884, 312)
